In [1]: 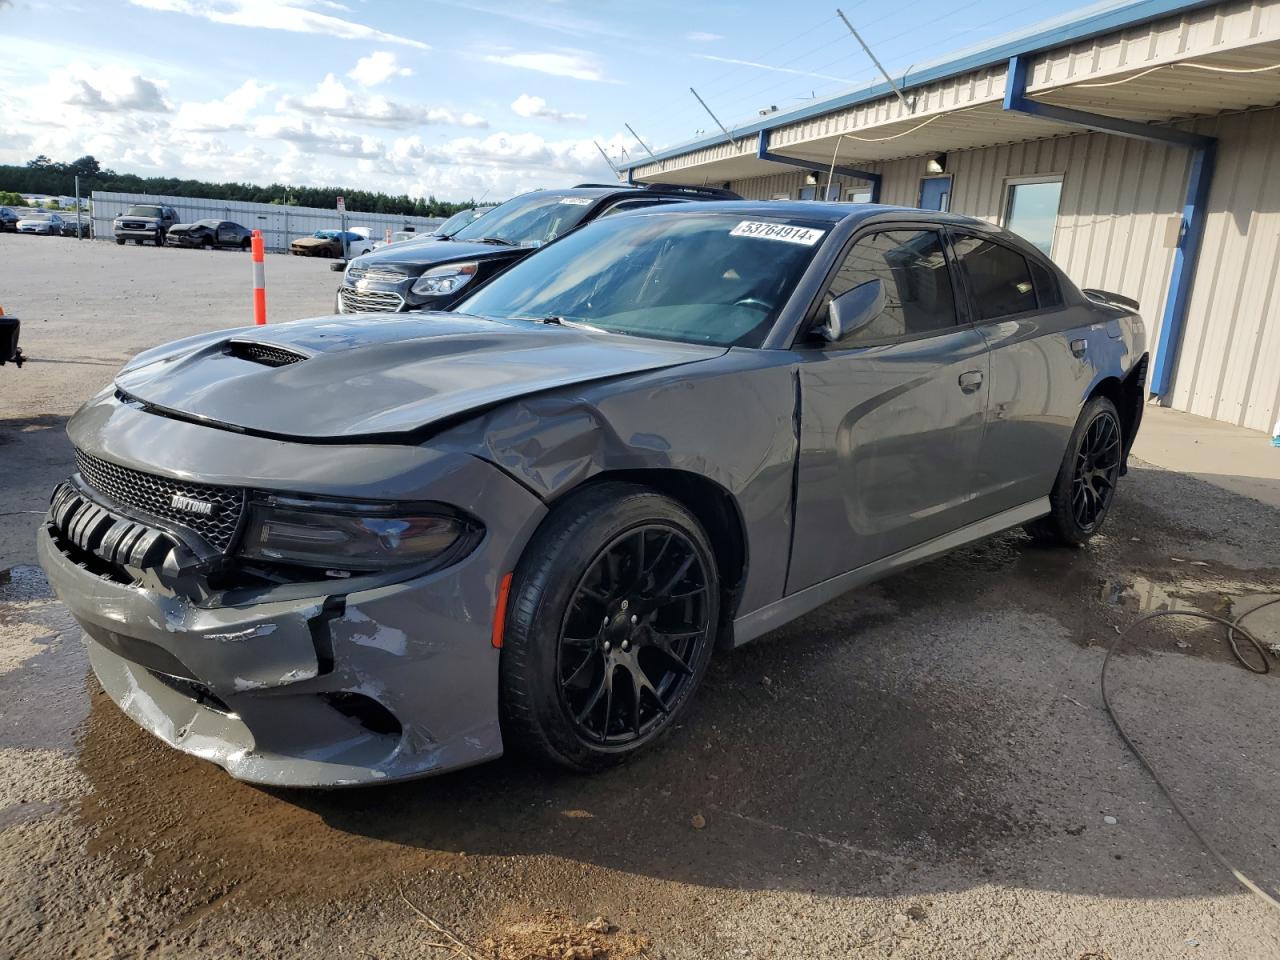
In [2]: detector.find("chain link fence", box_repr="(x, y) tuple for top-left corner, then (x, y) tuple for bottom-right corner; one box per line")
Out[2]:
(90, 191), (444, 252)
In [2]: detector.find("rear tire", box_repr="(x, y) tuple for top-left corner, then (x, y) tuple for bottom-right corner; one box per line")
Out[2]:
(1025, 396), (1123, 546)
(500, 482), (719, 772)
(115, 237), (125, 245)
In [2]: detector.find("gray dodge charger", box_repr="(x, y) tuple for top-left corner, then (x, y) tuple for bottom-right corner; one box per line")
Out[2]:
(38, 201), (1147, 786)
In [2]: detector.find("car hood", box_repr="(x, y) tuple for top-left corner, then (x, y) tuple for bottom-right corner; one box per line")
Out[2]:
(113, 313), (727, 440)
(115, 215), (162, 222)
(351, 238), (521, 273)
(169, 223), (204, 231)
(292, 236), (334, 246)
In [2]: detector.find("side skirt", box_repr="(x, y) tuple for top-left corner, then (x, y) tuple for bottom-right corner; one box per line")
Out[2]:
(730, 497), (1051, 648)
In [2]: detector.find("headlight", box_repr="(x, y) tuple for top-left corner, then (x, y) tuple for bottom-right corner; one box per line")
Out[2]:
(239, 495), (478, 571)
(411, 261), (478, 297)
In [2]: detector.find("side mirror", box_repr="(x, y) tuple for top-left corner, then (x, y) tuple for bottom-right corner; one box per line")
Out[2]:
(821, 278), (885, 343)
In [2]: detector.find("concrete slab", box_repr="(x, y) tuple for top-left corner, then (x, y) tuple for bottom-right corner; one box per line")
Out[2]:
(1132, 403), (1280, 509)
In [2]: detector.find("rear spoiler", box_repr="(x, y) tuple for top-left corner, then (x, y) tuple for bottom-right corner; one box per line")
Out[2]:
(1083, 288), (1140, 312)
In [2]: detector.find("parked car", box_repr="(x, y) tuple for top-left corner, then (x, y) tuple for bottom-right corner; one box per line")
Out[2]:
(36, 201), (1148, 787)
(166, 219), (252, 250)
(0, 207), (19, 232)
(430, 205), (495, 239)
(58, 217), (90, 238)
(0, 307), (21, 367)
(16, 213), (64, 235)
(114, 204), (178, 245)
(291, 229), (373, 258)
(336, 183), (738, 314)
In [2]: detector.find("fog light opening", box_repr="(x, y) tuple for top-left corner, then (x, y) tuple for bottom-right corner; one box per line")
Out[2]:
(321, 692), (402, 737)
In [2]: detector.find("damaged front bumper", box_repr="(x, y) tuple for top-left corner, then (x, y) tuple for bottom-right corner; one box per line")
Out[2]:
(37, 403), (547, 787)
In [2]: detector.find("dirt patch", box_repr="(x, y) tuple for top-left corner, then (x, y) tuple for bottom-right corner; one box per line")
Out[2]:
(478, 912), (651, 960)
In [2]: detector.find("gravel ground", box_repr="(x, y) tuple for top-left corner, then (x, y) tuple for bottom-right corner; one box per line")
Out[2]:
(2, 236), (1279, 960)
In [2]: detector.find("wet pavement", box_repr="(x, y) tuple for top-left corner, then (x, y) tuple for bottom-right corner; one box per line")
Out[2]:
(2, 241), (1279, 959)
(3, 461), (1280, 959)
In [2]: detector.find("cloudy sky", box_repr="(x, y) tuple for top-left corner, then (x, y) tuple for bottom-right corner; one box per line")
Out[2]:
(0, 0), (1080, 201)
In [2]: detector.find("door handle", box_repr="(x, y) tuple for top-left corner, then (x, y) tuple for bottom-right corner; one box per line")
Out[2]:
(958, 370), (984, 394)
(1071, 338), (1088, 358)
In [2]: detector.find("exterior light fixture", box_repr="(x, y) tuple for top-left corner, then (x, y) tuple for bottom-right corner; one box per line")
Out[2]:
(926, 154), (947, 174)
(804, 172), (819, 185)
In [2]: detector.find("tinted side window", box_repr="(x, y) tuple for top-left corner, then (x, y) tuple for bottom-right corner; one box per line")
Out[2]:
(953, 235), (1036, 320)
(1028, 257), (1062, 309)
(826, 229), (957, 342)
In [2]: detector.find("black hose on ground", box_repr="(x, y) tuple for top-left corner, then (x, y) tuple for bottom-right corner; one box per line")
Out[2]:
(1101, 598), (1280, 912)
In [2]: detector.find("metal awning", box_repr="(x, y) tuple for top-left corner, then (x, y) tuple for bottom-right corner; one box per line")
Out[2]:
(630, 0), (1280, 186)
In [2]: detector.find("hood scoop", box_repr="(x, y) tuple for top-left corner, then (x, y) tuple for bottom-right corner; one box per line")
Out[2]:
(225, 340), (307, 367)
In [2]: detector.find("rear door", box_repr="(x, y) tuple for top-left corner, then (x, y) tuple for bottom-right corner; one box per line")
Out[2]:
(949, 232), (1100, 513)
(787, 225), (990, 592)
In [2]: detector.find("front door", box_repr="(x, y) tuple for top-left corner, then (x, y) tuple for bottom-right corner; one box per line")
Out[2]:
(919, 175), (953, 211)
(788, 226), (989, 592)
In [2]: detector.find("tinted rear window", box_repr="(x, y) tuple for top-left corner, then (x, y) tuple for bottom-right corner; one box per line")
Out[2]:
(952, 235), (1036, 320)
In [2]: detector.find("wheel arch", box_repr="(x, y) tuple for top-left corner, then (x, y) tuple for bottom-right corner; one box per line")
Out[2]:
(555, 468), (749, 636)
(1085, 353), (1148, 473)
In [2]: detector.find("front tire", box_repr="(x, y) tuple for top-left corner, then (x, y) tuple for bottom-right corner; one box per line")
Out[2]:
(1026, 396), (1123, 546)
(500, 482), (719, 772)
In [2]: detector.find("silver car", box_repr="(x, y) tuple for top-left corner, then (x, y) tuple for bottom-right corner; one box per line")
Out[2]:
(16, 213), (64, 235)
(38, 202), (1147, 787)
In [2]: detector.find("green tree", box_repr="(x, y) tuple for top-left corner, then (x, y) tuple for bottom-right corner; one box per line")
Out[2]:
(44, 199), (61, 210)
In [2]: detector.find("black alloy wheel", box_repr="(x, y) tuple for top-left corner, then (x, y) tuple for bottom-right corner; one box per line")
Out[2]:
(500, 482), (719, 771)
(558, 524), (711, 747)
(1026, 395), (1124, 546)
(1071, 408), (1121, 531)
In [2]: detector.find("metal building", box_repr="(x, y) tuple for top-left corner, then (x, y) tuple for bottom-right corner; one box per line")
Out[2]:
(623, 0), (1280, 434)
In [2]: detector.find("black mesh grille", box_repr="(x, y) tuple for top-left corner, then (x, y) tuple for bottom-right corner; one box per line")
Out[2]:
(74, 450), (245, 552)
(227, 341), (306, 367)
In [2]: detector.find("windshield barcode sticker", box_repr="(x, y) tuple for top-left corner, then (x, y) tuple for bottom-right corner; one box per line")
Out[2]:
(559, 197), (593, 205)
(730, 221), (825, 245)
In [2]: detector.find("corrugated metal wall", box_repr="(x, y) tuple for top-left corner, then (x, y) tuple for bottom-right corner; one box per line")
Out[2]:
(726, 108), (1280, 433)
(90, 192), (443, 253)
(1172, 108), (1280, 432)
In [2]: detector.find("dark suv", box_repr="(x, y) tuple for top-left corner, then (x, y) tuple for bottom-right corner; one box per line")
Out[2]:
(336, 183), (739, 314)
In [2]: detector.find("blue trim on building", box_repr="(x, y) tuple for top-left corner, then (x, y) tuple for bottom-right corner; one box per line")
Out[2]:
(622, 0), (1222, 173)
(755, 132), (883, 202)
(1002, 54), (1217, 399)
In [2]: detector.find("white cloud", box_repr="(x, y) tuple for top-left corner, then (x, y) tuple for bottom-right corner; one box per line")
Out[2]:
(693, 54), (855, 84)
(510, 93), (585, 123)
(127, 0), (430, 49)
(50, 63), (172, 113)
(254, 115), (384, 158)
(281, 74), (487, 129)
(348, 51), (412, 87)
(174, 79), (272, 132)
(686, 31), (723, 41)
(484, 50), (614, 83)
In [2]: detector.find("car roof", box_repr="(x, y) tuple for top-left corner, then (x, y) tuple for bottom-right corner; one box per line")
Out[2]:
(622, 198), (993, 227)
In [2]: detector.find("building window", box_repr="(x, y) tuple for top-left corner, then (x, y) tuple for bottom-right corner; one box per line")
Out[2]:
(771, 193), (790, 201)
(846, 187), (873, 203)
(1003, 177), (1063, 256)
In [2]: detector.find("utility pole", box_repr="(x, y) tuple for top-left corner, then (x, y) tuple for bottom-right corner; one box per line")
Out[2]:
(836, 8), (912, 113)
(74, 175), (83, 239)
(689, 88), (737, 147)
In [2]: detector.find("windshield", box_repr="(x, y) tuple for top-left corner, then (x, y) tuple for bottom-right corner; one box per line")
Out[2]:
(125, 205), (163, 218)
(197, 219), (220, 228)
(434, 208), (480, 236)
(457, 212), (827, 347)
(452, 193), (597, 247)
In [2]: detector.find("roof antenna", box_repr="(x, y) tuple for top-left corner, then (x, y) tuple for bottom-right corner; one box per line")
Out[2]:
(593, 139), (623, 180)
(689, 88), (738, 147)
(836, 8), (913, 113)
(625, 123), (664, 170)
